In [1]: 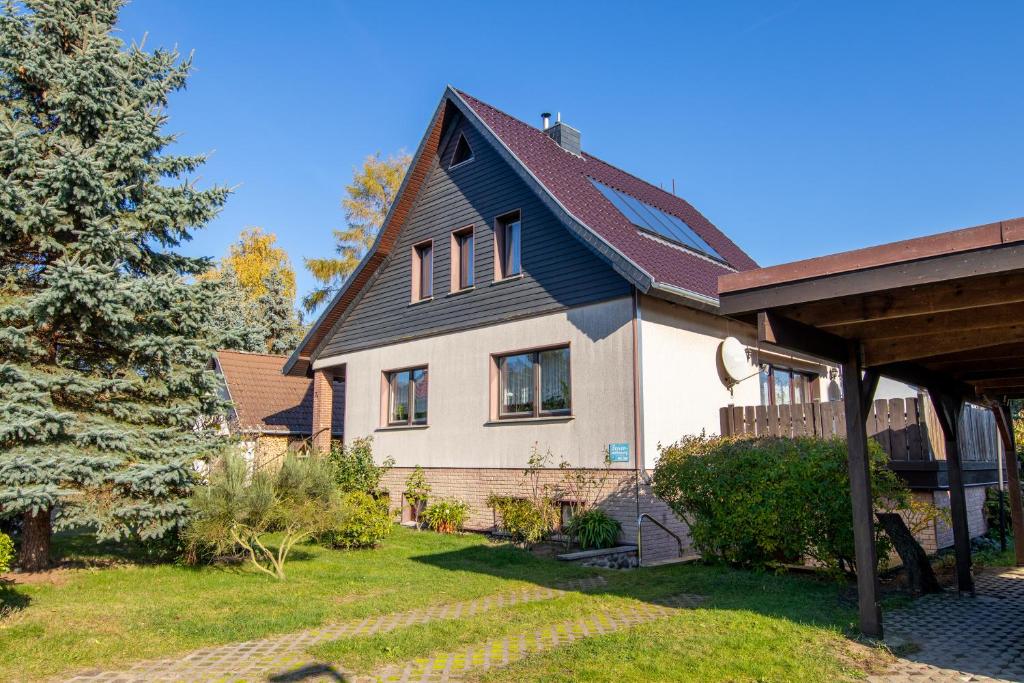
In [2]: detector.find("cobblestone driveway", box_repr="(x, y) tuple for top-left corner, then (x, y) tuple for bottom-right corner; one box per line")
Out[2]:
(871, 567), (1024, 683)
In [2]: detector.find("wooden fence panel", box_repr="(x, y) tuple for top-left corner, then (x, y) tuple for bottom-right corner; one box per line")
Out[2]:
(888, 398), (908, 461)
(755, 404), (768, 436)
(719, 397), (959, 462)
(906, 397), (924, 461)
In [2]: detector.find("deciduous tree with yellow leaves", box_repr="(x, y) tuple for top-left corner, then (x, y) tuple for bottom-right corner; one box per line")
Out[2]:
(208, 227), (296, 303)
(303, 151), (411, 313)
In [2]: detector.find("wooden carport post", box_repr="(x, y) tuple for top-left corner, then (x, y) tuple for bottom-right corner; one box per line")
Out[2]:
(928, 391), (975, 595)
(993, 403), (1024, 566)
(840, 341), (883, 638)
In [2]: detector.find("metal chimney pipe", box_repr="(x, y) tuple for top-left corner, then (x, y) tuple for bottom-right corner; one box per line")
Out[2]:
(541, 112), (551, 130)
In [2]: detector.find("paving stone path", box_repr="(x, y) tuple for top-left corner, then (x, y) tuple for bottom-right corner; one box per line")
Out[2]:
(60, 576), (611, 683)
(360, 592), (706, 683)
(870, 567), (1024, 683)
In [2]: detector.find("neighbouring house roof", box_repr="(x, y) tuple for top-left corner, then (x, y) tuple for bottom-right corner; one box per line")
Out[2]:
(214, 350), (344, 436)
(285, 86), (758, 376)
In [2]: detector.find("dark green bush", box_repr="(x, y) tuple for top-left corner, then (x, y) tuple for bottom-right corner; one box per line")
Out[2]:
(984, 485), (1019, 531)
(422, 499), (470, 534)
(566, 508), (621, 550)
(328, 437), (395, 495)
(487, 494), (556, 547)
(652, 435), (909, 575)
(320, 491), (393, 550)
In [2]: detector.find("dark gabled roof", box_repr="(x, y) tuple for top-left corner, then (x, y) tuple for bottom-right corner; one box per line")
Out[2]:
(456, 90), (758, 294)
(215, 350), (344, 435)
(285, 87), (757, 376)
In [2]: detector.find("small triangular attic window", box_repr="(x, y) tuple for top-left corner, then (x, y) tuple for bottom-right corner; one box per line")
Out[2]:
(449, 133), (473, 168)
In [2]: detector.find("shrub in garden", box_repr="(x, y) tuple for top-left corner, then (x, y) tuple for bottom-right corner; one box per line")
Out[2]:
(422, 499), (470, 534)
(984, 485), (1020, 531)
(0, 533), (13, 573)
(403, 466), (431, 530)
(320, 492), (393, 550)
(185, 451), (339, 579)
(652, 435), (909, 575)
(566, 508), (621, 550)
(487, 495), (557, 547)
(328, 437), (395, 495)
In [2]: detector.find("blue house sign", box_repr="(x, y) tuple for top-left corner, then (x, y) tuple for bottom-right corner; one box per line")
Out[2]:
(608, 442), (630, 463)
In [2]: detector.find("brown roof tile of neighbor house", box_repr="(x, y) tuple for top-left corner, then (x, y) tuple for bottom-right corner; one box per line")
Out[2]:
(215, 350), (343, 435)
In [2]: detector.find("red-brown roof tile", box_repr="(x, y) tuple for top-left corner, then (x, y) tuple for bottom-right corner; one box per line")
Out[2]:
(216, 350), (343, 435)
(454, 90), (758, 300)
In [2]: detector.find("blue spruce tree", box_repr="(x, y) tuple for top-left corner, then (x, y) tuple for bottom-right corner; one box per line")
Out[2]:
(0, 0), (230, 569)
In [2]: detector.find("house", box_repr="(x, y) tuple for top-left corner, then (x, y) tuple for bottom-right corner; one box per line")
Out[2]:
(213, 350), (344, 469)
(283, 87), (992, 562)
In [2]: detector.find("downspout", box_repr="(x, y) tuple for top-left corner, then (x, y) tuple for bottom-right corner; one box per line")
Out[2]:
(631, 288), (647, 526)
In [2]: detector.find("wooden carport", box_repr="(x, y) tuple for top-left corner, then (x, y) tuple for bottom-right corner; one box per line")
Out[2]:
(718, 217), (1024, 637)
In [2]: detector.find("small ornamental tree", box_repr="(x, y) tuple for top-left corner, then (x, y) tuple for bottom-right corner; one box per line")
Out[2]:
(403, 466), (430, 530)
(0, 1), (229, 570)
(186, 452), (339, 580)
(327, 437), (394, 495)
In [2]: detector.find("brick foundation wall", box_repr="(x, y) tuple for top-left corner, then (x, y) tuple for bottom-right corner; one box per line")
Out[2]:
(378, 468), (992, 564)
(379, 467), (692, 565)
(932, 485), (989, 550)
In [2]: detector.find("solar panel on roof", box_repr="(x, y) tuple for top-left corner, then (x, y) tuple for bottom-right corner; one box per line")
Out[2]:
(589, 178), (726, 263)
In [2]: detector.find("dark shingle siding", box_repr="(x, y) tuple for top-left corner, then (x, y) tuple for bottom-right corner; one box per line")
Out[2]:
(317, 117), (631, 358)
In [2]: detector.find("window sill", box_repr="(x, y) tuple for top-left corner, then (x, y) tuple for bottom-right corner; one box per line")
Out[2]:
(484, 415), (574, 426)
(375, 424), (429, 432)
(446, 286), (475, 297)
(408, 297), (433, 306)
(491, 273), (524, 285)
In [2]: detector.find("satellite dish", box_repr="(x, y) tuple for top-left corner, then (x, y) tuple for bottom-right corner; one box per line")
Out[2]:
(719, 337), (750, 383)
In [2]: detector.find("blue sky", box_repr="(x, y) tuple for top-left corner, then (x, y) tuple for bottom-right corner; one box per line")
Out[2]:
(117, 2), (1024, 306)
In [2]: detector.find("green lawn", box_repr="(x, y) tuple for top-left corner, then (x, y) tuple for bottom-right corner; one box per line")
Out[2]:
(0, 527), (887, 682)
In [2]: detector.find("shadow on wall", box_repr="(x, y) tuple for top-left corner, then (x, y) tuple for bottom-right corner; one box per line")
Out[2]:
(600, 473), (694, 565)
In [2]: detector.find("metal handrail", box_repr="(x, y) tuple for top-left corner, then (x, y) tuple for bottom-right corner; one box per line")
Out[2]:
(636, 513), (685, 567)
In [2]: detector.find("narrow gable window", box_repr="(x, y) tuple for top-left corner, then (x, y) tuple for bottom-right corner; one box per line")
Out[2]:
(450, 226), (475, 292)
(449, 133), (473, 169)
(494, 211), (522, 280)
(386, 366), (428, 425)
(411, 240), (433, 301)
(493, 345), (570, 419)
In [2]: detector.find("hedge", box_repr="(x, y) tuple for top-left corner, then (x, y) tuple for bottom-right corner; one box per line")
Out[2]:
(652, 435), (909, 575)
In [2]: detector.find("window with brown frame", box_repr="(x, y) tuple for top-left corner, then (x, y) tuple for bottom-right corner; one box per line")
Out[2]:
(494, 211), (522, 279)
(386, 366), (428, 425)
(494, 345), (570, 419)
(759, 364), (818, 406)
(450, 226), (475, 291)
(411, 241), (433, 301)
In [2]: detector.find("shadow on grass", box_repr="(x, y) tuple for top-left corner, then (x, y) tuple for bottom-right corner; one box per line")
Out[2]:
(48, 528), (321, 575)
(411, 542), (1024, 682)
(410, 541), (860, 630)
(1, 580), (31, 614)
(268, 662), (347, 682)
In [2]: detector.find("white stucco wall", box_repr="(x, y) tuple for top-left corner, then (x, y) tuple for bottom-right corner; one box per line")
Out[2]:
(873, 376), (921, 401)
(637, 295), (838, 467)
(313, 296), (637, 470)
